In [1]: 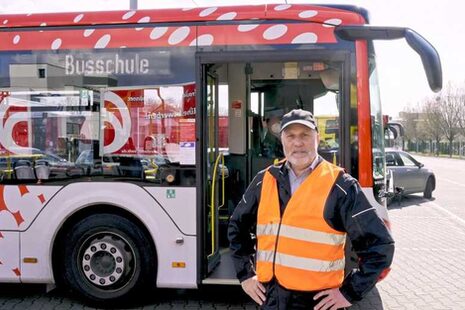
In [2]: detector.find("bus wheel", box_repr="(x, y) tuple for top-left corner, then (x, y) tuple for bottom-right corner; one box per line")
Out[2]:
(61, 213), (156, 303)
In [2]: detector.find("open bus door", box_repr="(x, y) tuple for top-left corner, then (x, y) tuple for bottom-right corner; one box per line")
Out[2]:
(203, 67), (222, 274)
(199, 54), (349, 285)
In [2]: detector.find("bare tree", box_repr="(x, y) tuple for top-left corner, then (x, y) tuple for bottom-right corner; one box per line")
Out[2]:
(421, 98), (443, 156)
(456, 85), (465, 137)
(437, 83), (462, 157)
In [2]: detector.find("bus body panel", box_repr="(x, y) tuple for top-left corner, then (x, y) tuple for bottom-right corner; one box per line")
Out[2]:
(19, 182), (198, 288)
(0, 231), (20, 282)
(0, 185), (62, 230)
(143, 187), (197, 236)
(361, 187), (388, 221)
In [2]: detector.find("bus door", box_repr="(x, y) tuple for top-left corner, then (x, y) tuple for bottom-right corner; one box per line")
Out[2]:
(202, 66), (222, 273)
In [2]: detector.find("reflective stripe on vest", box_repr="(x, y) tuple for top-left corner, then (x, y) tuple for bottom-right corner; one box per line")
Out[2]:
(256, 160), (346, 291)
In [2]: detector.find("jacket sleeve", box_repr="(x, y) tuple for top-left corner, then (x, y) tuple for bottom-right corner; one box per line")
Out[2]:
(331, 175), (395, 303)
(227, 172), (264, 283)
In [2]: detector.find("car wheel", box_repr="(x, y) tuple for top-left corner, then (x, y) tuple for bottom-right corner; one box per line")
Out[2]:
(59, 213), (156, 303)
(423, 178), (434, 199)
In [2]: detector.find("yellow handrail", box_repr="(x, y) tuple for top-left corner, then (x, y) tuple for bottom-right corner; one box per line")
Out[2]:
(208, 152), (225, 258)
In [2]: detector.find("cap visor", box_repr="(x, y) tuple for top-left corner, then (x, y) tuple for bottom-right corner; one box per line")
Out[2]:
(281, 120), (316, 132)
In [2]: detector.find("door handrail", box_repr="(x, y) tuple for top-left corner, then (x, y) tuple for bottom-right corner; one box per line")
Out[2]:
(208, 152), (225, 258)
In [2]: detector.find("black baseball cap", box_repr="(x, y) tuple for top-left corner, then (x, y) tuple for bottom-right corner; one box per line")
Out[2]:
(280, 109), (318, 132)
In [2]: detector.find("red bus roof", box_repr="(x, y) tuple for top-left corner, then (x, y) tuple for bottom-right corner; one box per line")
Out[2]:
(0, 5), (364, 28)
(0, 4), (365, 51)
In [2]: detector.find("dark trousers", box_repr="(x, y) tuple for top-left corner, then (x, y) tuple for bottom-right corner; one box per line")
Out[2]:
(261, 279), (346, 310)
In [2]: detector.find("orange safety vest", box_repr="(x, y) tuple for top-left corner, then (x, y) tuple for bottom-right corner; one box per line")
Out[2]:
(256, 160), (346, 291)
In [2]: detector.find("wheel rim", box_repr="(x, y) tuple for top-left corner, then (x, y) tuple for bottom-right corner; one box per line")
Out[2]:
(79, 232), (136, 289)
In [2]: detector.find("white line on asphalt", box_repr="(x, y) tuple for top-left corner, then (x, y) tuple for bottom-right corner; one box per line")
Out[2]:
(427, 200), (465, 228)
(395, 248), (465, 252)
(437, 177), (465, 188)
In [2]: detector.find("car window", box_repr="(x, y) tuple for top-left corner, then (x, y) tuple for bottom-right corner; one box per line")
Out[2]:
(399, 153), (416, 166)
(385, 153), (397, 166)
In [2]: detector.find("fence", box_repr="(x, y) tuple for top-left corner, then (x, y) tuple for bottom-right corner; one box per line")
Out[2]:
(405, 139), (465, 157)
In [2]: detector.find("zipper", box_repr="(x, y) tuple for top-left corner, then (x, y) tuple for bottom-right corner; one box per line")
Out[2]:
(272, 216), (283, 277)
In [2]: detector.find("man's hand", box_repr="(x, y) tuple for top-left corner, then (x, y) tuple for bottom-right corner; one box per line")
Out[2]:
(313, 288), (352, 310)
(240, 276), (266, 306)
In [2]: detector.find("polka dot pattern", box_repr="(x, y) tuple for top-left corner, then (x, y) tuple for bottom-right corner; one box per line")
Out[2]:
(190, 34), (214, 46)
(168, 27), (190, 45)
(95, 34), (111, 49)
(138, 16), (150, 24)
(217, 12), (237, 21)
(199, 7), (217, 17)
(74, 14), (84, 23)
(237, 24), (259, 32)
(150, 27), (168, 40)
(83, 29), (95, 37)
(0, 5), (364, 51)
(292, 32), (318, 44)
(299, 10), (318, 18)
(323, 18), (342, 27)
(263, 25), (288, 40)
(122, 11), (136, 20)
(51, 38), (62, 50)
(274, 4), (291, 11)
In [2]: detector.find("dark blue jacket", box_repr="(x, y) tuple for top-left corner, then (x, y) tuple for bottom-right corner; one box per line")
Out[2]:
(228, 157), (395, 304)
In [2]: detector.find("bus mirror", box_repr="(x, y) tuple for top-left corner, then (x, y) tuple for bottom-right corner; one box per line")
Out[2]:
(404, 29), (442, 92)
(334, 25), (442, 92)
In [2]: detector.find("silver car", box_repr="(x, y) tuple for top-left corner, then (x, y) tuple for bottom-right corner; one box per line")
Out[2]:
(386, 149), (436, 199)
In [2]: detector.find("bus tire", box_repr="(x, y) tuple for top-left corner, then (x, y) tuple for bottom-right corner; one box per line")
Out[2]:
(60, 213), (156, 304)
(423, 178), (434, 199)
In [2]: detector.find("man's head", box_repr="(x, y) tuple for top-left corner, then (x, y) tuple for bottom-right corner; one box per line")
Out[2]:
(280, 109), (319, 170)
(264, 108), (284, 137)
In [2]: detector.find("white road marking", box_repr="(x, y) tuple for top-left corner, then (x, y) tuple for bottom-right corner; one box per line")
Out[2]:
(427, 200), (465, 228)
(437, 177), (465, 188)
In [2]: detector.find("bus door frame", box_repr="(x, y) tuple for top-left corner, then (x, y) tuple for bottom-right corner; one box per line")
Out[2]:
(195, 49), (352, 283)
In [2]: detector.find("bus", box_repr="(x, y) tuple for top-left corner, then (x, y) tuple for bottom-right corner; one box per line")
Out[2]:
(0, 4), (441, 303)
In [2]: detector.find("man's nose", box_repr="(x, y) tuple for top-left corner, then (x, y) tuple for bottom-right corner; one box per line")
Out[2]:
(293, 137), (304, 146)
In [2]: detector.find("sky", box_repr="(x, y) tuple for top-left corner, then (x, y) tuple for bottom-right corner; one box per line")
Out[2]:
(0, 0), (463, 117)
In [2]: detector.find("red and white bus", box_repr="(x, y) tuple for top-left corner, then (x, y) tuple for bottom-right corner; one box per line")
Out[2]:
(0, 4), (441, 302)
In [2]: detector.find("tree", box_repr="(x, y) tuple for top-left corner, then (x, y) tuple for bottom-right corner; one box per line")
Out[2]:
(421, 98), (442, 156)
(456, 84), (465, 137)
(437, 83), (462, 157)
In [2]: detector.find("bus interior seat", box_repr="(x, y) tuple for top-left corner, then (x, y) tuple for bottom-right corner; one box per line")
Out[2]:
(14, 160), (35, 180)
(34, 159), (50, 180)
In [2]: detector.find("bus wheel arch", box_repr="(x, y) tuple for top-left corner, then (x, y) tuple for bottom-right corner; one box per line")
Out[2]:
(52, 205), (158, 303)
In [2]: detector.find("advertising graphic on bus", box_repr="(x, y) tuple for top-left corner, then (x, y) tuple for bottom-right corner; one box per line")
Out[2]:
(0, 4), (441, 303)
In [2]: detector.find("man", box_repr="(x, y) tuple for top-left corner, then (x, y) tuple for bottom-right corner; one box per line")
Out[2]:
(228, 109), (394, 309)
(260, 108), (284, 159)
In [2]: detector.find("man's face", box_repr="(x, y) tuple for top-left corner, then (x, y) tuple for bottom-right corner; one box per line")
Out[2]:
(267, 117), (282, 137)
(281, 124), (319, 170)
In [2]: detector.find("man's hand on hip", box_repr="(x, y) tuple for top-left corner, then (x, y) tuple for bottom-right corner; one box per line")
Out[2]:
(241, 275), (266, 306)
(313, 288), (352, 310)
